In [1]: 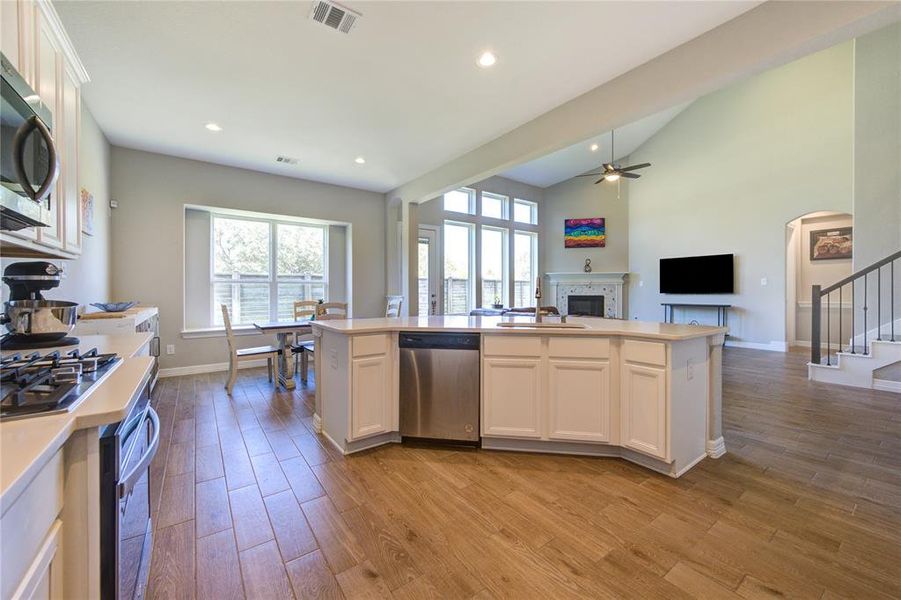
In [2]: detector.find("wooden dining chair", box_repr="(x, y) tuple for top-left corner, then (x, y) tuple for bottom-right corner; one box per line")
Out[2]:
(291, 300), (319, 372)
(385, 295), (404, 317)
(297, 302), (349, 382)
(221, 304), (280, 395)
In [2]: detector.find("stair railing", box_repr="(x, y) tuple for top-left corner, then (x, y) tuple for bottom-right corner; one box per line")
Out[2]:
(811, 249), (901, 365)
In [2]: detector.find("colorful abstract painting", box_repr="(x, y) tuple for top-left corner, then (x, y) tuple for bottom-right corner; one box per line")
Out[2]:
(564, 217), (605, 248)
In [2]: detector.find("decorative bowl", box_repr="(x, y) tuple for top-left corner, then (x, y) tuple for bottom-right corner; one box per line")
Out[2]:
(91, 301), (138, 313)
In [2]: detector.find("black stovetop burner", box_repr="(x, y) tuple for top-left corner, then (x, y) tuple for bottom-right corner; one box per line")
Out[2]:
(0, 335), (81, 350)
(0, 348), (121, 421)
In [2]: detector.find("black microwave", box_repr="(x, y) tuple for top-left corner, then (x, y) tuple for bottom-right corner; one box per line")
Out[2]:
(1, 52), (58, 231)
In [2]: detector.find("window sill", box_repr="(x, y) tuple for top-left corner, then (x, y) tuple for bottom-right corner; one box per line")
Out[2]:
(181, 326), (262, 339)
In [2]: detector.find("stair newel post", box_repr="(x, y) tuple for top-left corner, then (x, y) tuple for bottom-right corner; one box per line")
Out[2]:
(863, 272), (868, 355)
(877, 267), (882, 341)
(826, 291), (831, 366)
(811, 285), (822, 365)
(835, 286), (842, 354)
(851, 279), (856, 354)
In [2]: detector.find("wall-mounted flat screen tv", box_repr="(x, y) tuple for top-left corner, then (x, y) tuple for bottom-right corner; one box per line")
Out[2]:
(659, 253), (734, 294)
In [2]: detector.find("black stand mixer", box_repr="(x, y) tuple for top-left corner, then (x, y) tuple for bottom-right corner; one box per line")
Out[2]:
(1, 261), (80, 350)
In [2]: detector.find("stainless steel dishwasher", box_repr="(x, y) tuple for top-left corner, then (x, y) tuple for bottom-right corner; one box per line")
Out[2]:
(399, 332), (480, 445)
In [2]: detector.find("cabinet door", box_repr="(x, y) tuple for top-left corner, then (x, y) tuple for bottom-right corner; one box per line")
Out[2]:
(547, 358), (610, 443)
(482, 357), (542, 438)
(61, 66), (81, 253)
(621, 363), (667, 460)
(350, 354), (391, 440)
(1, 1), (21, 71)
(34, 12), (63, 250)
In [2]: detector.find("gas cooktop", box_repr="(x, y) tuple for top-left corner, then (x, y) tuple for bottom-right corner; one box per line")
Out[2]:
(0, 348), (121, 421)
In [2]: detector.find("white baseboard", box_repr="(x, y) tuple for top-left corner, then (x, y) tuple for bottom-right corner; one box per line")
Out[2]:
(706, 436), (726, 458)
(873, 379), (901, 393)
(313, 413), (322, 434)
(159, 358), (268, 378)
(724, 340), (787, 352)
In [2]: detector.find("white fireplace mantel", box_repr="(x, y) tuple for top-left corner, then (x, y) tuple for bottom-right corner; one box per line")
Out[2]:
(544, 272), (629, 318)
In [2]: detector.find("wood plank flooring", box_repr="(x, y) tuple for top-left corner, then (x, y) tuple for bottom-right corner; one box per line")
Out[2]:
(145, 348), (901, 599)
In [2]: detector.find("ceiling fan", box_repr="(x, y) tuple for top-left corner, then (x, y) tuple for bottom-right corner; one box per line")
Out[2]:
(577, 130), (651, 184)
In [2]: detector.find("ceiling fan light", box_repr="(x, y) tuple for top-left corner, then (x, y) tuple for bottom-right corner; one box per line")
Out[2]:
(604, 173), (621, 182)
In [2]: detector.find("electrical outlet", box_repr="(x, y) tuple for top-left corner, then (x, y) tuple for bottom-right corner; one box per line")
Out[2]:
(760, 277), (768, 286)
(166, 344), (175, 355)
(639, 280), (644, 287)
(687, 358), (695, 380)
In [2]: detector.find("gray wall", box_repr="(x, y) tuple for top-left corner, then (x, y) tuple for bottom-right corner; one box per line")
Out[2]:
(1, 105), (111, 307)
(541, 174), (628, 275)
(109, 147), (385, 370)
(625, 41), (854, 347)
(853, 22), (901, 270)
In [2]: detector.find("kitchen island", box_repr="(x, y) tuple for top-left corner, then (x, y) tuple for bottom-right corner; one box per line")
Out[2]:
(311, 316), (727, 478)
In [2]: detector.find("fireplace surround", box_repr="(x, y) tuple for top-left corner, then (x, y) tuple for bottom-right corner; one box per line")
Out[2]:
(545, 272), (627, 319)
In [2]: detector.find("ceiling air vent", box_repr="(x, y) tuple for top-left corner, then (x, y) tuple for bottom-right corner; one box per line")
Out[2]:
(275, 155), (299, 165)
(309, 0), (360, 34)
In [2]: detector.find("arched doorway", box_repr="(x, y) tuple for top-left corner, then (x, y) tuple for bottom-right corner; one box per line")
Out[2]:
(785, 211), (853, 350)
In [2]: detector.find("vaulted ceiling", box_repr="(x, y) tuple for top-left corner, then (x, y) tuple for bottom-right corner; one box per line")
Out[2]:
(56, 1), (758, 192)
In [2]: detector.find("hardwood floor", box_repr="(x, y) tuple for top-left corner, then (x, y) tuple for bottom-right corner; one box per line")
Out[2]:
(145, 348), (901, 599)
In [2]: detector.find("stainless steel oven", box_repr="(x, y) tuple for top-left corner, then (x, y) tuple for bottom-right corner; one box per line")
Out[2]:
(1, 52), (57, 231)
(99, 375), (160, 599)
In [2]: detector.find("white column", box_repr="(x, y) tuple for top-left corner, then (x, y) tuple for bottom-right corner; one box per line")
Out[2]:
(706, 333), (726, 458)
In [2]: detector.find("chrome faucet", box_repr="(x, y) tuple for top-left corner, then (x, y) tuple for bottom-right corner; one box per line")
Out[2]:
(534, 277), (543, 323)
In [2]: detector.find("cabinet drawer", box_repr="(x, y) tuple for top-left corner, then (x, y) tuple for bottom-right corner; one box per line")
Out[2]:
(352, 334), (389, 357)
(483, 335), (541, 357)
(623, 339), (666, 366)
(548, 336), (609, 359)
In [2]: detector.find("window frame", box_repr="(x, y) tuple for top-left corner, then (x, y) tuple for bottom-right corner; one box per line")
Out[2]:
(209, 212), (329, 326)
(443, 187), (476, 215)
(513, 230), (539, 308)
(442, 219), (476, 315)
(513, 198), (538, 225)
(480, 191), (509, 220)
(480, 225), (509, 308)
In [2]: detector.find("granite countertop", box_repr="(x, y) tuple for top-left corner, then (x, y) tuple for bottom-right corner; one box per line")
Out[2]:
(0, 333), (155, 513)
(311, 315), (727, 341)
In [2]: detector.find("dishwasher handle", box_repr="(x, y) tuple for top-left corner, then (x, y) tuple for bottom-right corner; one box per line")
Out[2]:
(398, 332), (480, 351)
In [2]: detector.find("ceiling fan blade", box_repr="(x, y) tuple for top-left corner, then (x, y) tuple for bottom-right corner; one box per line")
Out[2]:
(621, 172), (640, 179)
(576, 172), (604, 177)
(620, 163), (651, 172)
(594, 178), (606, 185)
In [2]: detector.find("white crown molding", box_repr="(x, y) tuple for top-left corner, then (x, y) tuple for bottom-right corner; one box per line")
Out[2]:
(37, 0), (90, 84)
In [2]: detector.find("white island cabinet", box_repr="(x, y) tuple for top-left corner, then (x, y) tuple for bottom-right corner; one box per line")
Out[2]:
(313, 316), (726, 478)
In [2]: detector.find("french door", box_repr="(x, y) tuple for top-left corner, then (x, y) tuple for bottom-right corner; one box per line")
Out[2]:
(418, 226), (440, 316)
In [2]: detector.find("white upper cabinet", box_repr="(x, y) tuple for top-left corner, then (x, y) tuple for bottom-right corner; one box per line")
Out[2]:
(1, 0), (87, 257)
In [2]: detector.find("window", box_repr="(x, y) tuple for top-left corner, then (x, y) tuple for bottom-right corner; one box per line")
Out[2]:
(481, 192), (508, 220)
(443, 221), (474, 314)
(513, 199), (538, 225)
(212, 215), (327, 326)
(481, 226), (508, 308)
(514, 231), (538, 307)
(443, 188), (475, 215)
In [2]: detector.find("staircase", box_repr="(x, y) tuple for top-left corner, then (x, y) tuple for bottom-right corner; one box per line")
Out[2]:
(808, 249), (901, 392)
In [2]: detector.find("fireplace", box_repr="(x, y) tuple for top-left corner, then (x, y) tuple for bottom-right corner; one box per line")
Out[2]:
(568, 295), (604, 317)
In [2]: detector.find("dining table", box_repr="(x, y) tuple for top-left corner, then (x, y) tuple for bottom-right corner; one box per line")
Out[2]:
(253, 319), (312, 390)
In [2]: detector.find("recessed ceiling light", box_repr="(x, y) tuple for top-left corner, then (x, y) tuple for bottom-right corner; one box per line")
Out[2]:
(590, 143), (599, 152)
(204, 122), (223, 132)
(477, 51), (497, 68)
(354, 156), (366, 164)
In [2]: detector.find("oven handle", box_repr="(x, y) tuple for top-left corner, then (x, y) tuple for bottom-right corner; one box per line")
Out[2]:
(117, 406), (160, 499)
(12, 115), (60, 202)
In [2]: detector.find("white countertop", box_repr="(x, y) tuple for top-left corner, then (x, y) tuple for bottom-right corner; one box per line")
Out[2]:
(311, 315), (727, 341)
(1, 333), (155, 513)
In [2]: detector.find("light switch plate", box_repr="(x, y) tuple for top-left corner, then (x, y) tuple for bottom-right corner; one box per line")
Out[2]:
(760, 277), (768, 286)
(166, 344), (175, 355)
